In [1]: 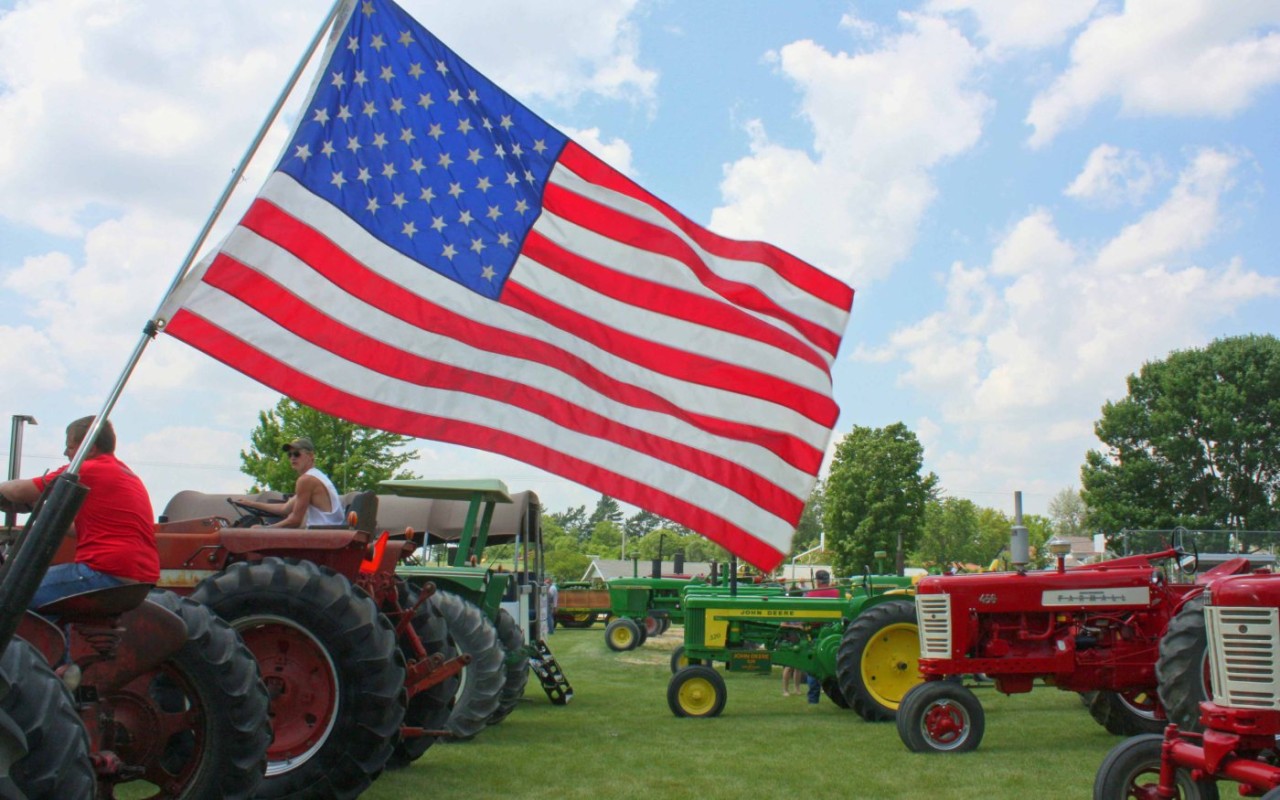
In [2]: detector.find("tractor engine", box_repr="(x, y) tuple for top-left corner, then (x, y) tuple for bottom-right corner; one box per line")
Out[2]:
(916, 555), (1194, 696)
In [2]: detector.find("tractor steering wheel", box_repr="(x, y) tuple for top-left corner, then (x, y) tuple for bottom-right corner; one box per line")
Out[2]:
(226, 498), (285, 528)
(1177, 540), (1200, 576)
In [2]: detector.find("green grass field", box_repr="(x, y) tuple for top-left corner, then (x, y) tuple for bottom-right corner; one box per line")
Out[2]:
(364, 625), (1130, 800)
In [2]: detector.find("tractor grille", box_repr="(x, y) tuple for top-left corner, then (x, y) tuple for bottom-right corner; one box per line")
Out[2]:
(916, 594), (952, 659)
(1206, 605), (1280, 711)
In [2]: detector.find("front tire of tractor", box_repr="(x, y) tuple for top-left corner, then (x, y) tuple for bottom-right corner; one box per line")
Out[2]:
(192, 557), (405, 799)
(644, 615), (663, 638)
(668, 666), (727, 718)
(837, 599), (921, 721)
(822, 677), (850, 709)
(897, 681), (985, 754)
(387, 584), (457, 769)
(1092, 734), (1219, 800)
(1157, 594), (1210, 732)
(605, 618), (642, 652)
(117, 590), (272, 799)
(1088, 690), (1165, 736)
(0, 637), (94, 800)
(670, 645), (703, 674)
(433, 590), (506, 739)
(488, 608), (530, 726)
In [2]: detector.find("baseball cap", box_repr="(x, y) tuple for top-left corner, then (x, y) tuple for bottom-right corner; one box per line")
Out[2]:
(282, 437), (315, 453)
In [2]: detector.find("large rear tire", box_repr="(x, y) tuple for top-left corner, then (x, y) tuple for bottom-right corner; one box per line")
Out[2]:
(488, 609), (530, 726)
(192, 557), (405, 799)
(0, 637), (94, 800)
(386, 584), (456, 769)
(108, 590), (272, 799)
(1093, 734), (1219, 800)
(433, 590), (506, 739)
(1088, 689), (1165, 736)
(1157, 594), (1210, 732)
(837, 600), (921, 721)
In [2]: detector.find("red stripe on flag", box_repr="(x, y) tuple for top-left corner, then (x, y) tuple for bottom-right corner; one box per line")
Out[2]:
(557, 143), (853, 331)
(238, 199), (825, 473)
(542, 179), (843, 363)
(520, 228), (831, 375)
(501, 279), (838, 427)
(196, 253), (805, 523)
(164, 308), (788, 569)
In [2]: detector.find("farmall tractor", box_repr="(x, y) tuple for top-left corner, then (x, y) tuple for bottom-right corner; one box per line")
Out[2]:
(899, 529), (1262, 754)
(0, 418), (272, 799)
(1094, 570), (1280, 799)
(152, 476), (567, 793)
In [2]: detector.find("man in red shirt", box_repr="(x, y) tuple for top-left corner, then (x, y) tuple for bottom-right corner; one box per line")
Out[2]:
(804, 569), (840, 703)
(0, 416), (159, 609)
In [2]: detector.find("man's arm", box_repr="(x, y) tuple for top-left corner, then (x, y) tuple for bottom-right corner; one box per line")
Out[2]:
(272, 476), (317, 528)
(0, 478), (41, 513)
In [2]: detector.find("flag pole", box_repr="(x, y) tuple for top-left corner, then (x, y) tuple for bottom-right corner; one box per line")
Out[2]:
(67, 0), (351, 473)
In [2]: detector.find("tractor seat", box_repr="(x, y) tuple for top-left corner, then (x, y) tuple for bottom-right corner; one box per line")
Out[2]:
(37, 582), (155, 619)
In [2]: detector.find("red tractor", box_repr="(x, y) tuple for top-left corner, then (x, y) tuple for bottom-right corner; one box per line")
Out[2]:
(0, 474), (272, 799)
(897, 545), (1256, 753)
(1095, 570), (1280, 799)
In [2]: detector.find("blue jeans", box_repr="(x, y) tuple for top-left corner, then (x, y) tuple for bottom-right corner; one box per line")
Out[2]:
(807, 673), (821, 704)
(30, 562), (126, 610)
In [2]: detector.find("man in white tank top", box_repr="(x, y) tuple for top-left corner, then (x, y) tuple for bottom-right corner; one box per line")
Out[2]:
(236, 437), (346, 528)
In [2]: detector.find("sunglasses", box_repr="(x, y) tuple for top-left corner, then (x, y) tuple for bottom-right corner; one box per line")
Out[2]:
(287, 450), (305, 458)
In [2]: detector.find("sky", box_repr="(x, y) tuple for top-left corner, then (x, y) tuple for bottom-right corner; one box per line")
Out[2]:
(0, 0), (1277, 529)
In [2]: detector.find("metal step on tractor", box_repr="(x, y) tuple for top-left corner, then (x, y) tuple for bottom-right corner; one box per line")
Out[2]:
(667, 570), (919, 720)
(379, 479), (573, 734)
(896, 501), (1265, 755)
(1094, 568), (1280, 799)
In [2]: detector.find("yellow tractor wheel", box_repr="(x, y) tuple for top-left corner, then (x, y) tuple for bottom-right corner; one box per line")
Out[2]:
(605, 618), (641, 652)
(667, 665), (726, 717)
(836, 599), (922, 721)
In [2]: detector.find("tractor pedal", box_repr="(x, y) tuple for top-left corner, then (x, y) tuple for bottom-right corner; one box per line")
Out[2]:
(530, 638), (573, 705)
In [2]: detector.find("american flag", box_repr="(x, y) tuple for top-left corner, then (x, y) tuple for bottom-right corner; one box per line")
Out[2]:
(157, 0), (853, 570)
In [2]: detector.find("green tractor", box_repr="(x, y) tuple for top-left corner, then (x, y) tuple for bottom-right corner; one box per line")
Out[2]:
(668, 574), (919, 720)
(385, 479), (572, 738)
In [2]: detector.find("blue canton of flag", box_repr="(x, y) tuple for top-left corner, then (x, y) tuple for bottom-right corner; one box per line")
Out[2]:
(277, 0), (568, 300)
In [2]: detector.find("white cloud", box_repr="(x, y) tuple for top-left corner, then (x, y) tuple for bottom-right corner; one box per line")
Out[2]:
(1064, 144), (1163, 206)
(559, 125), (635, 177)
(1026, 1), (1280, 147)
(1094, 148), (1238, 273)
(863, 147), (1279, 499)
(927, 0), (1098, 54)
(710, 13), (990, 285)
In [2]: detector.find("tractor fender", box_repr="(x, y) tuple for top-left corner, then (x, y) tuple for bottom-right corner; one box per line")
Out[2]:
(78, 597), (188, 694)
(14, 612), (65, 667)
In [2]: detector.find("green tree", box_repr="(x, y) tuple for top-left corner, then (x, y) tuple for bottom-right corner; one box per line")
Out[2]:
(1048, 486), (1089, 538)
(791, 482), (825, 555)
(585, 519), (623, 558)
(823, 422), (938, 576)
(623, 509), (663, 542)
(549, 505), (590, 543)
(588, 494), (623, 527)
(240, 398), (418, 493)
(913, 497), (981, 569)
(1082, 335), (1280, 532)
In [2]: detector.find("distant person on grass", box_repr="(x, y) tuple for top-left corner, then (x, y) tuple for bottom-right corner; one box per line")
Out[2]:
(545, 577), (559, 635)
(236, 437), (345, 528)
(804, 569), (840, 704)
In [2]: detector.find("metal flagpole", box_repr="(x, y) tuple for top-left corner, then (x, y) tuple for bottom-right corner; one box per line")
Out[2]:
(67, 0), (350, 474)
